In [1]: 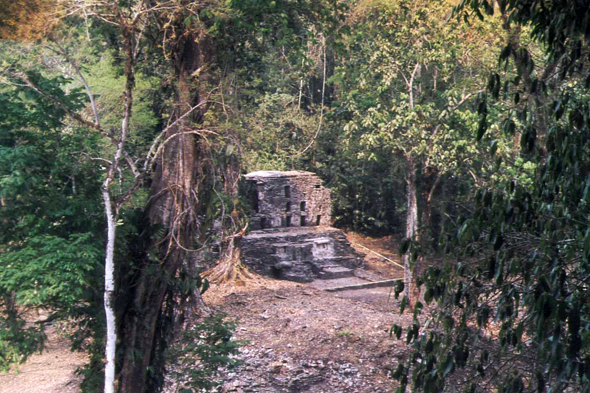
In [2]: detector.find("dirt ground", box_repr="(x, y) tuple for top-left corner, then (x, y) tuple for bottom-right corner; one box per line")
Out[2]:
(188, 232), (414, 393)
(0, 323), (87, 393)
(203, 282), (414, 393)
(2, 232), (414, 393)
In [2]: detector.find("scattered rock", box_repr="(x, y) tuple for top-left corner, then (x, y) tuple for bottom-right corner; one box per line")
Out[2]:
(163, 232), (415, 393)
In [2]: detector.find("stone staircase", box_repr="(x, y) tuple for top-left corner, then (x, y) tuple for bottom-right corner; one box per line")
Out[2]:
(239, 227), (365, 283)
(318, 264), (355, 279)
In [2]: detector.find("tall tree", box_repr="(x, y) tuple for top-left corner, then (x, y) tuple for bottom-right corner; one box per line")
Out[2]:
(392, 0), (590, 391)
(2, 2), (182, 390)
(333, 0), (501, 301)
(1, 1), (348, 391)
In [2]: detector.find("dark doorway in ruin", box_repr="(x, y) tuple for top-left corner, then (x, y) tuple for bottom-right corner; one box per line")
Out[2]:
(242, 179), (259, 213)
(284, 185), (291, 198)
(286, 215), (292, 227)
(300, 216), (306, 226)
(300, 201), (306, 211)
(271, 265), (282, 279)
(316, 215), (321, 226)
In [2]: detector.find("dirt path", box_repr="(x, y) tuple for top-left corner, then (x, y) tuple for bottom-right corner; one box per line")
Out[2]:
(0, 324), (87, 393)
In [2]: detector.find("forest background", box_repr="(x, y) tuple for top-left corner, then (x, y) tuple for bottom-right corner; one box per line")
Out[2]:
(1, 0), (590, 392)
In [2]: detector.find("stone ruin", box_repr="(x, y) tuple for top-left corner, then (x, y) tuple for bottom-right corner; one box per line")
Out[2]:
(239, 171), (364, 282)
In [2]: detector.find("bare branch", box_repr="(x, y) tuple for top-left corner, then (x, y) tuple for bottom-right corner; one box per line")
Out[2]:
(408, 61), (421, 109)
(76, 151), (112, 165)
(47, 42), (101, 127)
(16, 71), (106, 134)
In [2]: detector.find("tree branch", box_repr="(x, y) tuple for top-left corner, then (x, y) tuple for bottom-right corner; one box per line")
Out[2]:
(292, 33), (327, 157)
(46, 42), (101, 127)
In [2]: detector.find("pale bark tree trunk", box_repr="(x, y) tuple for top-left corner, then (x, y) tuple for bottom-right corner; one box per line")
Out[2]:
(401, 62), (421, 304)
(17, 33), (134, 393)
(404, 155), (418, 302)
(102, 190), (117, 393)
(104, 24), (136, 393)
(50, 38), (119, 393)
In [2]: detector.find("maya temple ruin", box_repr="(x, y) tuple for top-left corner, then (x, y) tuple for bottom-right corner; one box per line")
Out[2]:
(239, 171), (364, 282)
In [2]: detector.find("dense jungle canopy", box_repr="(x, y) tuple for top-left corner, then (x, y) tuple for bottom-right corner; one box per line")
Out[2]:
(2, 0), (590, 392)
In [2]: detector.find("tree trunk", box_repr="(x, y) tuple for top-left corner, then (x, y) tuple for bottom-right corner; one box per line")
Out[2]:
(102, 188), (117, 393)
(403, 155), (418, 302)
(104, 24), (136, 393)
(421, 171), (441, 246)
(116, 30), (212, 393)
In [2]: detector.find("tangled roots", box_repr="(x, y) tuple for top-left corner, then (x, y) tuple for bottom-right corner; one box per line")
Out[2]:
(202, 237), (265, 288)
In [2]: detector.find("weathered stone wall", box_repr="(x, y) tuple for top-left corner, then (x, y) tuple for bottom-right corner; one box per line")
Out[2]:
(240, 170), (364, 283)
(239, 227), (364, 282)
(244, 171), (331, 231)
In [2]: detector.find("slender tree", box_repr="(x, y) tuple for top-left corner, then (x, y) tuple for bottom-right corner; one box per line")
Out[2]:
(391, 0), (590, 391)
(334, 0), (501, 302)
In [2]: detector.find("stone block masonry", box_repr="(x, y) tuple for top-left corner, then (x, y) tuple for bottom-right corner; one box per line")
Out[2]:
(244, 171), (331, 230)
(240, 171), (364, 282)
(239, 227), (364, 282)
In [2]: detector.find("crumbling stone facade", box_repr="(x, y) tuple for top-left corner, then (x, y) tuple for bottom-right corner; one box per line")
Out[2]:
(244, 171), (332, 230)
(240, 171), (364, 282)
(240, 227), (363, 282)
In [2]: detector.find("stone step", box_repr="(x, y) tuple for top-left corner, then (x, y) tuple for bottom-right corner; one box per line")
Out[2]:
(324, 278), (403, 292)
(318, 266), (354, 279)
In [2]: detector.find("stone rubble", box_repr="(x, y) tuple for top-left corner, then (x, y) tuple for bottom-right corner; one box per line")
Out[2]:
(216, 346), (389, 393)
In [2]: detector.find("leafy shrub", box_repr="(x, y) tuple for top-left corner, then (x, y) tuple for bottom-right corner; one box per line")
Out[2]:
(166, 314), (244, 392)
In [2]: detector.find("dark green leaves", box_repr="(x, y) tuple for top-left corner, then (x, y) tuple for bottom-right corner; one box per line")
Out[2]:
(488, 73), (501, 99)
(394, 279), (405, 300)
(200, 278), (210, 295)
(477, 113), (488, 141)
(0, 73), (104, 373)
(391, 324), (403, 340)
(400, 295), (408, 314)
(0, 234), (101, 308)
(519, 126), (537, 153)
(166, 314), (244, 392)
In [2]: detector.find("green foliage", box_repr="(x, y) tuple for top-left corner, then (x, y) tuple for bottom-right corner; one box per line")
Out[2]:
(83, 50), (160, 157)
(0, 234), (101, 309)
(314, 125), (403, 233)
(313, 0), (505, 235)
(392, 1), (590, 392)
(166, 314), (243, 392)
(335, 0), (491, 170)
(0, 71), (105, 373)
(241, 93), (321, 171)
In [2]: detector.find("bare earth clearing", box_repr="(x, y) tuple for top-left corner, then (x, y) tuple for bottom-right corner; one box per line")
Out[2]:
(179, 232), (414, 393)
(0, 322), (87, 393)
(1, 233), (414, 392)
